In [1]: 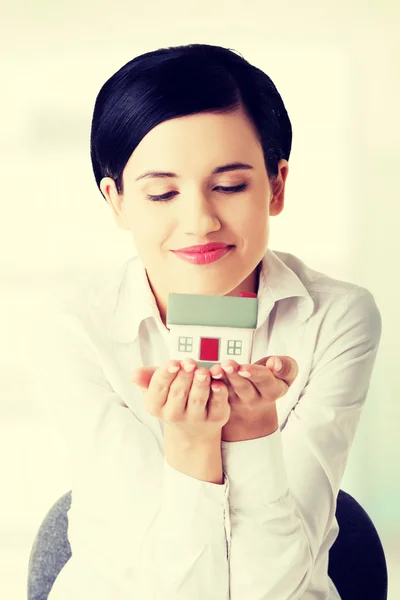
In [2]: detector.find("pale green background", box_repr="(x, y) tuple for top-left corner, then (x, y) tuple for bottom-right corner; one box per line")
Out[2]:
(1, 1), (399, 597)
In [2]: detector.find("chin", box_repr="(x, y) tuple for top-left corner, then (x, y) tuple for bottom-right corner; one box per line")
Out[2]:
(175, 278), (237, 297)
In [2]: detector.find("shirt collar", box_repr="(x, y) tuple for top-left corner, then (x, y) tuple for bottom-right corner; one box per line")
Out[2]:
(105, 248), (315, 344)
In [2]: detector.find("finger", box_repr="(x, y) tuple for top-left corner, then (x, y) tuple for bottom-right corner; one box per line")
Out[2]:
(186, 368), (211, 418)
(239, 363), (288, 401)
(209, 366), (236, 403)
(267, 356), (299, 386)
(207, 380), (230, 422)
(166, 359), (197, 419)
(221, 360), (258, 404)
(253, 356), (299, 386)
(209, 363), (224, 379)
(131, 365), (158, 389)
(144, 360), (182, 414)
(239, 356), (299, 402)
(210, 360), (236, 382)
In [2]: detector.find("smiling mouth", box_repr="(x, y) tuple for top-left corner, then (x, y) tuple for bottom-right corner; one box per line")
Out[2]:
(171, 245), (234, 265)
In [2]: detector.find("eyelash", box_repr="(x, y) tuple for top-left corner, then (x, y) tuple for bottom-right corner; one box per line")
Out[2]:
(147, 183), (248, 203)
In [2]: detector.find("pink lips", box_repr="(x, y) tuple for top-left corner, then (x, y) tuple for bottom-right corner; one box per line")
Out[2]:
(171, 243), (234, 265)
(175, 242), (230, 253)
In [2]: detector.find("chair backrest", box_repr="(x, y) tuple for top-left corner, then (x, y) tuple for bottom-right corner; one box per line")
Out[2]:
(27, 489), (388, 600)
(328, 490), (388, 600)
(27, 491), (72, 600)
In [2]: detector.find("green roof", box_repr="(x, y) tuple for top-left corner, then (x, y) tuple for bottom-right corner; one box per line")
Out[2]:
(167, 293), (258, 329)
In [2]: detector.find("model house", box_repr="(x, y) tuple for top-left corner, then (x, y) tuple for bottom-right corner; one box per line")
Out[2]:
(166, 292), (258, 368)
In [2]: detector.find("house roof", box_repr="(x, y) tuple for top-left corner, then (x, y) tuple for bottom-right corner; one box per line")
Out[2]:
(166, 293), (258, 328)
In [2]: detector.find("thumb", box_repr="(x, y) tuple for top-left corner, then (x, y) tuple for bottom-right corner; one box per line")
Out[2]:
(264, 356), (283, 372)
(131, 366), (157, 389)
(253, 355), (280, 371)
(265, 356), (298, 386)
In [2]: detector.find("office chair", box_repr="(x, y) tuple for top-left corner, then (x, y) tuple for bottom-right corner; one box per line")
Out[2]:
(27, 489), (388, 600)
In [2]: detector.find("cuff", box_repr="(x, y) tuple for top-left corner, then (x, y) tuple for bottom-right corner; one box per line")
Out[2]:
(159, 456), (229, 535)
(221, 427), (288, 507)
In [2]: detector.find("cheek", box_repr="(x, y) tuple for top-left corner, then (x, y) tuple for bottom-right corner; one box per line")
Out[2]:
(233, 201), (268, 234)
(129, 209), (170, 248)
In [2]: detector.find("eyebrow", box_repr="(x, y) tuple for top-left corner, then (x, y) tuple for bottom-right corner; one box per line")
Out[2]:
(135, 162), (254, 182)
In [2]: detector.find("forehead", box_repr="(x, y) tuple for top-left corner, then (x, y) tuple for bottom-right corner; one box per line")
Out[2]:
(124, 110), (262, 180)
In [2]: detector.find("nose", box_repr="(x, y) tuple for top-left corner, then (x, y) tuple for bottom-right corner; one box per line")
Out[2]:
(180, 192), (222, 237)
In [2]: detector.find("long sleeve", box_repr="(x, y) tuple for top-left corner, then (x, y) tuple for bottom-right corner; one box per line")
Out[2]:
(27, 304), (230, 600)
(221, 288), (382, 599)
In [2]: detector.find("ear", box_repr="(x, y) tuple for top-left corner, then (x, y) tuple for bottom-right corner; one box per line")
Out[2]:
(269, 159), (289, 217)
(100, 177), (130, 231)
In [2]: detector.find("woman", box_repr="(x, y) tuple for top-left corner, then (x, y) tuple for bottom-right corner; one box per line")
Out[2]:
(31, 43), (382, 599)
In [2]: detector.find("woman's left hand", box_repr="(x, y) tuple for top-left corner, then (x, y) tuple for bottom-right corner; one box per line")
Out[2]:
(209, 356), (298, 440)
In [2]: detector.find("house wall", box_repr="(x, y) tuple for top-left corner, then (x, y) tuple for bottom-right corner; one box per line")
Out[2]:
(168, 324), (255, 365)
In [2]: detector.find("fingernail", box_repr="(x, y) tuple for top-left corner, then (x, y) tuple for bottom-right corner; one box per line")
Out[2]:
(211, 384), (221, 392)
(274, 358), (283, 372)
(195, 371), (207, 381)
(167, 364), (180, 373)
(221, 363), (234, 374)
(238, 370), (251, 378)
(211, 373), (223, 379)
(183, 362), (196, 372)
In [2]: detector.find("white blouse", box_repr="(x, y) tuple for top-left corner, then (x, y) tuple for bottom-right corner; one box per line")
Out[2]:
(28, 248), (382, 599)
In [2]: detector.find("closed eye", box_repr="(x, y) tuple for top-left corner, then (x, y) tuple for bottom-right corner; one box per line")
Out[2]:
(147, 183), (248, 203)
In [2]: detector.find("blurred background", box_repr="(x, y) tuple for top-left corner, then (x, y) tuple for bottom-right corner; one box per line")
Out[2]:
(1, 1), (399, 597)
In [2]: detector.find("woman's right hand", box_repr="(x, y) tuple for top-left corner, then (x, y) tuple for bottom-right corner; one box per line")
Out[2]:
(133, 358), (231, 444)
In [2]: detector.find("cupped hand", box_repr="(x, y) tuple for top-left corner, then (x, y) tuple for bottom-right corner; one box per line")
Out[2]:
(209, 355), (299, 420)
(131, 358), (231, 443)
(208, 355), (298, 441)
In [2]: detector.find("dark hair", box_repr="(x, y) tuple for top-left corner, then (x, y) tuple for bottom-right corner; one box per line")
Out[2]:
(90, 43), (292, 201)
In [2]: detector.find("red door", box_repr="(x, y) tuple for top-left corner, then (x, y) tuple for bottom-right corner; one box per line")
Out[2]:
(200, 337), (220, 361)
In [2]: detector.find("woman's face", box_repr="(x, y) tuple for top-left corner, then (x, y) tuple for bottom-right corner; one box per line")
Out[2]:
(100, 107), (288, 324)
